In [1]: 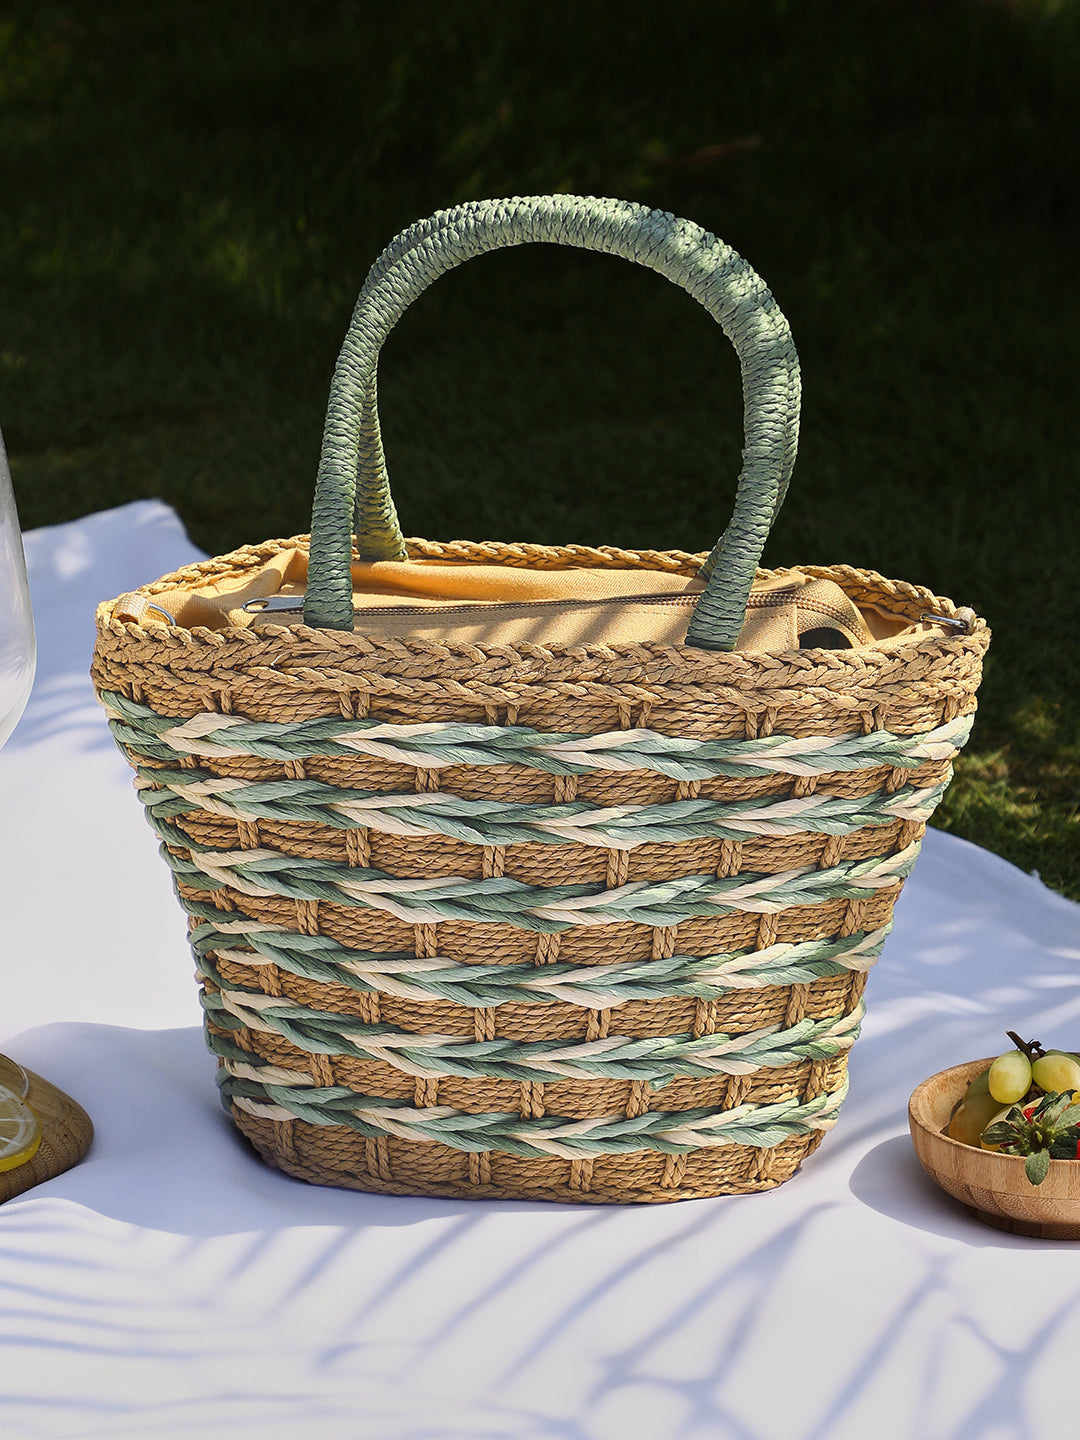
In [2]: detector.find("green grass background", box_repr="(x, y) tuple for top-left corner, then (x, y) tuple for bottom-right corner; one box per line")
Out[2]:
(1, 0), (1077, 894)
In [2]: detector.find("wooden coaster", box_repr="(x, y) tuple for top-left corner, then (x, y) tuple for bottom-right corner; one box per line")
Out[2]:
(0, 1068), (94, 1205)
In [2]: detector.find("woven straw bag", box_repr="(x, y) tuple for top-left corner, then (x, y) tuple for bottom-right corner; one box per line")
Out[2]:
(91, 196), (988, 1203)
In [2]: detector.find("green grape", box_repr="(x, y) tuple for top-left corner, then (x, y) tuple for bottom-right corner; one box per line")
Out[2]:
(1031, 1051), (1080, 1095)
(948, 1088), (1008, 1147)
(988, 1050), (1033, 1104)
(964, 1067), (991, 1099)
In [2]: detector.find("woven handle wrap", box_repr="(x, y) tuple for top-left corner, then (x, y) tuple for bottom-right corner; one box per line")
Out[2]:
(305, 194), (801, 650)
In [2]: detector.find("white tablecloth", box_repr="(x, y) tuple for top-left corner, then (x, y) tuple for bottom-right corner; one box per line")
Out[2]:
(2, 502), (1078, 1440)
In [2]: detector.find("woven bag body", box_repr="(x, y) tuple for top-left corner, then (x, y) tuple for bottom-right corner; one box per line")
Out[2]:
(91, 197), (988, 1202)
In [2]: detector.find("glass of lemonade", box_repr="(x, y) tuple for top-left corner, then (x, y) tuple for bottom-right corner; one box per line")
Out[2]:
(0, 422), (35, 749)
(0, 420), (40, 1176)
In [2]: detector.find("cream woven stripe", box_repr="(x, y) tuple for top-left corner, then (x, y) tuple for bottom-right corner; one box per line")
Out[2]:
(213, 1040), (848, 1156)
(101, 692), (972, 781)
(185, 901), (889, 1005)
(133, 761), (948, 849)
(203, 967), (862, 1086)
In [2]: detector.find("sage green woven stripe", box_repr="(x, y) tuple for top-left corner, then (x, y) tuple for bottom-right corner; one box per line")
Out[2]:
(201, 963), (861, 1087)
(184, 900), (890, 1006)
(213, 1040), (848, 1155)
(129, 755), (949, 848)
(100, 691), (973, 782)
(147, 799), (919, 929)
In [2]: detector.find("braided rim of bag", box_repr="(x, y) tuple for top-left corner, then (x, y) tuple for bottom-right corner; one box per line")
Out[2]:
(92, 538), (987, 1202)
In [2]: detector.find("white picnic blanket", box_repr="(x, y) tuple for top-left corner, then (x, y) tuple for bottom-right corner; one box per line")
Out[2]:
(1, 501), (1078, 1440)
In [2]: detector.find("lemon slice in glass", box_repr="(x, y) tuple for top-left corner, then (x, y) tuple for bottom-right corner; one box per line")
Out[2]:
(0, 1054), (30, 1099)
(0, 1082), (41, 1173)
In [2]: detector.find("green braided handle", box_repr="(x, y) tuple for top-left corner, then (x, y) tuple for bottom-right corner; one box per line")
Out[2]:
(305, 195), (801, 650)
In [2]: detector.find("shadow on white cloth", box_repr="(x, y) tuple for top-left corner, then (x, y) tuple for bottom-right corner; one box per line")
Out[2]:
(6, 1006), (1072, 1440)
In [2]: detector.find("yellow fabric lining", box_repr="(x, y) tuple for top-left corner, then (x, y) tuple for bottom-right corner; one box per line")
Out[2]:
(111, 550), (936, 652)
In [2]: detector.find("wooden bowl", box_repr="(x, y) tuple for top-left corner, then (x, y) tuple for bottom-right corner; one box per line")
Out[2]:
(909, 1058), (1080, 1239)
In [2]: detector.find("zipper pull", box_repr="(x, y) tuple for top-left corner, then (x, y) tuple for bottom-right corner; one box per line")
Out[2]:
(920, 608), (974, 634)
(243, 596), (305, 615)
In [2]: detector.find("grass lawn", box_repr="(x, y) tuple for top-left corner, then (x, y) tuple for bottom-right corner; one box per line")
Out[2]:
(1, 0), (1077, 894)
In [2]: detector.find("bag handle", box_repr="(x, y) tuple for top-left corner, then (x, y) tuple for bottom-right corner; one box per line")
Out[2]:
(305, 194), (800, 650)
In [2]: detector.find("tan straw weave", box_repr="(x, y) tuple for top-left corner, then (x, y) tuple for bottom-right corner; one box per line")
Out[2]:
(91, 197), (988, 1202)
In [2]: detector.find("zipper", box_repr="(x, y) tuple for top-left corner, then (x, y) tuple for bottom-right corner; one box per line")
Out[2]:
(245, 591), (701, 619)
(744, 588), (858, 628)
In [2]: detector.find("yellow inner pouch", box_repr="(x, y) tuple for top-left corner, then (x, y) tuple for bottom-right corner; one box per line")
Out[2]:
(112, 550), (936, 651)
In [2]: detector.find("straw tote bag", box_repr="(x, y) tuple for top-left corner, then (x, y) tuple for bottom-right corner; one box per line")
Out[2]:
(92, 196), (988, 1203)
